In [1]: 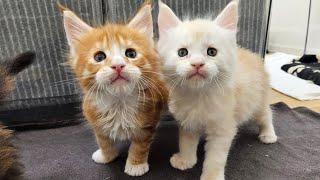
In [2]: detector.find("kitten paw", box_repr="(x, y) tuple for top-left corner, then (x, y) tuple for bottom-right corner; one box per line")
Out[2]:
(170, 153), (196, 171)
(92, 149), (118, 164)
(200, 173), (224, 180)
(124, 161), (149, 176)
(259, 134), (278, 144)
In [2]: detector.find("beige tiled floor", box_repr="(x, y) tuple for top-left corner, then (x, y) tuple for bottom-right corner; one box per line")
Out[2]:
(271, 90), (320, 112)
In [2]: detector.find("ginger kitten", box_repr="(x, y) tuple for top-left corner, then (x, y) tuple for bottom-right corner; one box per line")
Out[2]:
(61, 3), (167, 176)
(157, 1), (277, 180)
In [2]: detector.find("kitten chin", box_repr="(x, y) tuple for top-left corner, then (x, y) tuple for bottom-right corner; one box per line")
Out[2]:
(180, 78), (208, 90)
(158, 1), (277, 180)
(61, 2), (168, 177)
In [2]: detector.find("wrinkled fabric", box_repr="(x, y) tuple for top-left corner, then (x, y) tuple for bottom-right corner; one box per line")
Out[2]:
(14, 103), (320, 180)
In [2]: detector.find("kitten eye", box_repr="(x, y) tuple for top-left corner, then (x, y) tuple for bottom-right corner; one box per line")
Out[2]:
(207, 47), (217, 57)
(178, 48), (188, 57)
(94, 51), (106, 62)
(125, 48), (137, 59)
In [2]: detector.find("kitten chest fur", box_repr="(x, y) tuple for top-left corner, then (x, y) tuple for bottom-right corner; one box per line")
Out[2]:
(89, 93), (140, 141)
(169, 86), (235, 133)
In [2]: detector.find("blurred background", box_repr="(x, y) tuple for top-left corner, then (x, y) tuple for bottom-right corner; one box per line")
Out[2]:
(268, 0), (319, 55)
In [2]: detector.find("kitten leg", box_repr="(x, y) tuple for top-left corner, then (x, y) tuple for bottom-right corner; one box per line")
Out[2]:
(170, 128), (200, 170)
(201, 125), (236, 180)
(254, 106), (277, 144)
(92, 132), (119, 164)
(125, 134), (153, 176)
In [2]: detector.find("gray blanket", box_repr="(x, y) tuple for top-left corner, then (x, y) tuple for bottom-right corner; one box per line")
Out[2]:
(14, 103), (320, 180)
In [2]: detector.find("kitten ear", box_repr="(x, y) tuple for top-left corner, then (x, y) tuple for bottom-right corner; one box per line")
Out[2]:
(158, 0), (181, 38)
(128, 3), (153, 40)
(62, 9), (93, 48)
(215, 0), (239, 31)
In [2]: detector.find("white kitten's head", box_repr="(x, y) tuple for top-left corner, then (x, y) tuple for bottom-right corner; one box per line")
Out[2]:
(157, 1), (238, 90)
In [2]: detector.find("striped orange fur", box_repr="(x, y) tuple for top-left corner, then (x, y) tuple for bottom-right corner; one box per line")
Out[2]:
(61, 2), (168, 176)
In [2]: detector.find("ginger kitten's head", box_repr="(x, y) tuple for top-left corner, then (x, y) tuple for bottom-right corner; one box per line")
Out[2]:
(158, 1), (239, 89)
(62, 4), (160, 96)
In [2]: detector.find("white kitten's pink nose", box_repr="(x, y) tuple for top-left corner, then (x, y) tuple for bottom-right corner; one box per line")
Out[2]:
(111, 64), (126, 74)
(191, 63), (204, 70)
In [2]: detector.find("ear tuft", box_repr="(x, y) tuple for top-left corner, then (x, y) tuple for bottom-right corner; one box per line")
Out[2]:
(158, 0), (181, 38)
(128, 4), (154, 41)
(62, 10), (92, 49)
(57, 2), (69, 13)
(215, 0), (239, 31)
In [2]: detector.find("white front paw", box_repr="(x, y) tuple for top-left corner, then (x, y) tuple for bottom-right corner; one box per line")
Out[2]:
(124, 160), (149, 176)
(170, 153), (197, 171)
(200, 172), (225, 180)
(92, 149), (108, 164)
(92, 148), (118, 164)
(259, 130), (278, 144)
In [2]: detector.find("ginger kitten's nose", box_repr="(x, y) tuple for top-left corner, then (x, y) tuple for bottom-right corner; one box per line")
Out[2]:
(191, 63), (205, 70)
(111, 64), (126, 74)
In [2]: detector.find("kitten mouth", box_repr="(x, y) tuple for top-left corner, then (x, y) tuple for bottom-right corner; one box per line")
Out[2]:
(110, 75), (129, 84)
(188, 72), (206, 79)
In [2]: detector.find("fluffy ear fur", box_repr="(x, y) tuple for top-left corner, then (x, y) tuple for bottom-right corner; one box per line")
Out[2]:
(128, 2), (153, 41)
(61, 8), (93, 50)
(215, 0), (239, 31)
(158, 0), (181, 38)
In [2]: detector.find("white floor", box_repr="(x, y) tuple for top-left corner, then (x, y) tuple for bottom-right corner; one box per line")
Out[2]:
(265, 52), (320, 100)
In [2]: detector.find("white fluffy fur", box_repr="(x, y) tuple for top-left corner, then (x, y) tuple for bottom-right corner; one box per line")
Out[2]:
(86, 92), (140, 141)
(158, 1), (277, 180)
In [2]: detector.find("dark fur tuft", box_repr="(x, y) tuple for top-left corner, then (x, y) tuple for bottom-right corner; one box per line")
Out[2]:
(3, 51), (35, 75)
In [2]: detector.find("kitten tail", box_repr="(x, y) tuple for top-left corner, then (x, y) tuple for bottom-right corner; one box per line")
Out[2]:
(4, 51), (35, 76)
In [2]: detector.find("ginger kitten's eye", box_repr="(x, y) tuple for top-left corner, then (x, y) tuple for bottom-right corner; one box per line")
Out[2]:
(207, 47), (217, 57)
(94, 51), (106, 62)
(125, 48), (137, 59)
(178, 48), (188, 57)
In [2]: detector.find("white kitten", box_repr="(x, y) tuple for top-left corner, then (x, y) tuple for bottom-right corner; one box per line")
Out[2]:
(157, 1), (278, 180)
